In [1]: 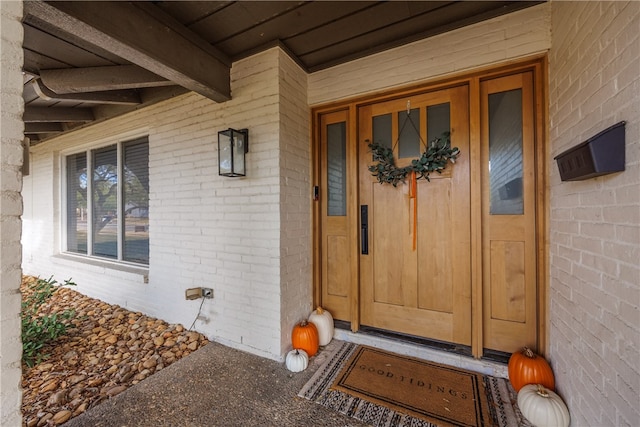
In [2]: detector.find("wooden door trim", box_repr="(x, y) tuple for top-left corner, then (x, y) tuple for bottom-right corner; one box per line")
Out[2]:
(347, 104), (360, 332)
(311, 108), (322, 308)
(534, 59), (549, 357)
(469, 76), (483, 358)
(310, 54), (546, 112)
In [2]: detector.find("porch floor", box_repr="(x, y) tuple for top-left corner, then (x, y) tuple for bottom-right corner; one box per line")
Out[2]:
(63, 339), (369, 427)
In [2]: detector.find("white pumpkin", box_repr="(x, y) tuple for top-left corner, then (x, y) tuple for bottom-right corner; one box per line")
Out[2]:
(308, 307), (334, 346)
(285, 349), (308, 373)
(518, 384), (570, 427)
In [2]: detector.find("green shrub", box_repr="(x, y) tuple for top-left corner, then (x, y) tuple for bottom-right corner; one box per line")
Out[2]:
(21, 276), (76, 367)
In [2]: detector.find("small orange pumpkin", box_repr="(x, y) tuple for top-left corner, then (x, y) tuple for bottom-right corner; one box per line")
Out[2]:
(508, 347), (555, 392)
(292, 320), (319, 357)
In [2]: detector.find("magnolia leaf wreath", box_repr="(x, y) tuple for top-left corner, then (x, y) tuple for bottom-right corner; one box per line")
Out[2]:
(367, 131), (460, 187)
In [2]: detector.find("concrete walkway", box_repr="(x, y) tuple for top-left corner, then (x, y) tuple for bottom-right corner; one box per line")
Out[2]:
(64, 340), (369, 427)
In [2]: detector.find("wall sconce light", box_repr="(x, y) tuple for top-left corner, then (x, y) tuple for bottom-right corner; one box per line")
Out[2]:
(218, 128), (248, 177)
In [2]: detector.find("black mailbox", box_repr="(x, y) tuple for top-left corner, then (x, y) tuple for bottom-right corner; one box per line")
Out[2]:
(554, 121), (625, 181)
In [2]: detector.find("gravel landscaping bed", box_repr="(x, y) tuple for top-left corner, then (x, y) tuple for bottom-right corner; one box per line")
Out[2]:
(20, 276), (209, 427)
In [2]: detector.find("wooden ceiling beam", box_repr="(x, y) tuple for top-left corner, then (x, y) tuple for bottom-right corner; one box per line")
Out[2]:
(39, 65), (173, 94)
(24, 106), (94, 123)
(31, 78), (141, 105)
(24, 1), (231, 102)
(24, 122), (65, 134)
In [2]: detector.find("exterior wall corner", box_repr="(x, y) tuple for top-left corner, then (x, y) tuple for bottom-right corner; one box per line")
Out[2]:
(0, 0), (24, 425)
(277, 50), (312, 358)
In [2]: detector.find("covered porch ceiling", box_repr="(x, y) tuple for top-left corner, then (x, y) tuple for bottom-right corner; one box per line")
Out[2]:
(22, 0), (543, 143)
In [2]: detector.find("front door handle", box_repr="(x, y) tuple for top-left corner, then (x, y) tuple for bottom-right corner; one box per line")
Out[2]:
(361, 205), (368, 255)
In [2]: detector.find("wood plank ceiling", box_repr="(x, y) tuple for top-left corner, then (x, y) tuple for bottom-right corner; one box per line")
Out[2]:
(22, 1), (542, 143)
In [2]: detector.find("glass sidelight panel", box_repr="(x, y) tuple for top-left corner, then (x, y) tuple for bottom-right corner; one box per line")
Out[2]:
(319, 109), (352, 321)
(488, 89), (524, 215)
(327, 122), (347, 216)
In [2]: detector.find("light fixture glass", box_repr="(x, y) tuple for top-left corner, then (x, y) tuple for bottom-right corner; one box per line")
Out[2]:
(218, 128), (248, 177)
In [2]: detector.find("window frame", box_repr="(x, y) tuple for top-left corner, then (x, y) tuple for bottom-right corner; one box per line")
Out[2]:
(61, 134), (150, 267)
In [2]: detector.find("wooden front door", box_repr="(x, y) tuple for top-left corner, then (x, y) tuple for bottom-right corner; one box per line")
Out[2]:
(358, 85), (472, 345)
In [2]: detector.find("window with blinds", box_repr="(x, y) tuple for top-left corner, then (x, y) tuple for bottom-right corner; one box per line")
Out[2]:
(65, 137), (149, 265)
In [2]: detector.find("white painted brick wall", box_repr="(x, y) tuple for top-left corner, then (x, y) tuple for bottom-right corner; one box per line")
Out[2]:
(549, 1), (640, 425)
(277, 50), (312, 355)
(0, 1), (24, 425)
(22, 49), (295, 360)
(308, 3), (551, 105)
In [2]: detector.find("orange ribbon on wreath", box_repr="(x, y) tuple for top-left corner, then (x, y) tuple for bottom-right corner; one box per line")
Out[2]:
(408, 170), (417, 251)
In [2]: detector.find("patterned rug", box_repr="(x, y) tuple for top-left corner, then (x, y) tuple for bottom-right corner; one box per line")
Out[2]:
(299, 342), (532, 427)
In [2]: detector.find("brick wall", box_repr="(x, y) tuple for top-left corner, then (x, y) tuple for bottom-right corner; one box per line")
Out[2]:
(22, 48), (309, 360)
(277, 50), (312, 355)
(548, 1), (640, 425)
(0, 1), (24, 425)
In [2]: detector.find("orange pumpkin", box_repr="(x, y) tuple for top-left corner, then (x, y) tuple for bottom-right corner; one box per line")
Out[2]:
(508, 347), (555, 392)
(292, 320), (319, 357)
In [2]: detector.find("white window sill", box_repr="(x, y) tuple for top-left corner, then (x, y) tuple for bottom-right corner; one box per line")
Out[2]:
(52, 253), (149, 283)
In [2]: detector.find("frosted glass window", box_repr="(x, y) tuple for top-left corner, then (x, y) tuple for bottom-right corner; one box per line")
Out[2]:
(489, 89), (524, 215)
(327, 122), (347, 216)
(372, 114), (392, 149)
(427, 103), (450, 144)
(398, 108), (420, 158)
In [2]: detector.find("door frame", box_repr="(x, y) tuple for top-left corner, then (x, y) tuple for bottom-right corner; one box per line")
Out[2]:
(311, 56), (549, 358)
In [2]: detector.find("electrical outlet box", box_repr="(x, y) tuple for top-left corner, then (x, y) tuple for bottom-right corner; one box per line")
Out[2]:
(202, 288), (213, 299)
(185, 287), (202, 300)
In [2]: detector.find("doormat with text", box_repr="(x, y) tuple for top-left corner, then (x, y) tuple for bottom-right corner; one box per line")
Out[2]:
(299, 342), (531, 427)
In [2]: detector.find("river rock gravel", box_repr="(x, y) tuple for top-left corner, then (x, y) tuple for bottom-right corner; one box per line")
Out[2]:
(20, 276), (209, 427)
